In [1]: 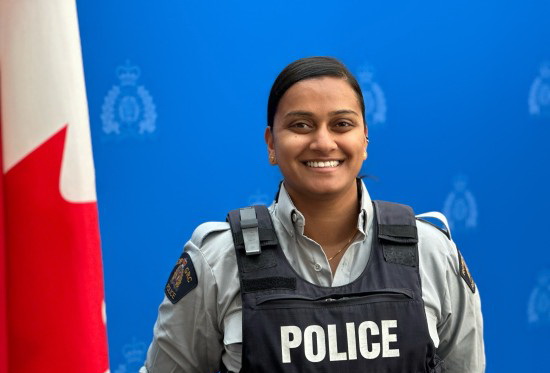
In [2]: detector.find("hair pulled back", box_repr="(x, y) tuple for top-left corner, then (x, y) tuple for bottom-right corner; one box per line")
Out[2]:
(267, 56), (366, 129)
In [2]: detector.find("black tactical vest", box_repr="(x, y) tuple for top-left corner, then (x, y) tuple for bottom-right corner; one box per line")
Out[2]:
(224, 201), (443, 373)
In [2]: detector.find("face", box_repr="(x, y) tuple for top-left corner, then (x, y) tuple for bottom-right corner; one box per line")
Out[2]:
(265, 76), (368, 201)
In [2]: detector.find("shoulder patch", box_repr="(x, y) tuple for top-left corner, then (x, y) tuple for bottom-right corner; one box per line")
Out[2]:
(458, 250), (475, 293)
(165, 252), (198, 304)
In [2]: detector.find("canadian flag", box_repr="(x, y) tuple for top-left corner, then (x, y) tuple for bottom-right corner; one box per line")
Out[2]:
(0, 0), (109, 372)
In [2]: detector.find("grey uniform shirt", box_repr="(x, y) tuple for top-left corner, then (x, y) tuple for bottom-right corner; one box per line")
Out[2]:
(142, 181), (485, 373)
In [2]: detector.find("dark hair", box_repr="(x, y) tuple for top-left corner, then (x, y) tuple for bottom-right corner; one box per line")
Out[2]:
(267, 56), (366, 129)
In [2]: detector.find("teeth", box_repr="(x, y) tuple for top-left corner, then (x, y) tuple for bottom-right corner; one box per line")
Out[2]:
(306, 160), (341, 168)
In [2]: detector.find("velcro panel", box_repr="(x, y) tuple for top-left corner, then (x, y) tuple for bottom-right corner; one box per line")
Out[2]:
(378, 224), (418, 244)
(383, 245), (418, 267)
(242, 277), (296, 293)
(239, 249), (277, 273)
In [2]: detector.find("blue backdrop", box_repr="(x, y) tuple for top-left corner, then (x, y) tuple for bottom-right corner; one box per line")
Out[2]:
(76, 1), (550, 371)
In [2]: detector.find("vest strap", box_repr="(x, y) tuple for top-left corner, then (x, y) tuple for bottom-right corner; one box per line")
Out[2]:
(374, 201), (418, 244)
(227, 205), (280, 274)
(227, 206), (278, 250)
(373, 200), (419, 267)
(240, 207), (261, 255)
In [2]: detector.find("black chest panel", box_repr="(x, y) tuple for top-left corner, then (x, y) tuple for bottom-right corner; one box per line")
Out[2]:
(225, 201), (443, 373)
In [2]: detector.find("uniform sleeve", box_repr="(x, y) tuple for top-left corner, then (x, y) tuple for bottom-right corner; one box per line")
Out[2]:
(142, 240), (223, 373)
(437, 242), (485, 373)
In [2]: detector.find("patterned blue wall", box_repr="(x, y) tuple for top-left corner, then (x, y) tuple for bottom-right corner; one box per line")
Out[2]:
(77, 1), (550, 371)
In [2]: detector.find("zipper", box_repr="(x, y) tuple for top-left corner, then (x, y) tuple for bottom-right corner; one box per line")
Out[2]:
(256, 288), (413, 308)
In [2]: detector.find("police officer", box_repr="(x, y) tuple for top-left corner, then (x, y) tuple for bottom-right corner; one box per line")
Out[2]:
(141, 57), (485, 372)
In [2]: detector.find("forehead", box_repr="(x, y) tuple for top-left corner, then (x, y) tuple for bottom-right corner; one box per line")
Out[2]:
(276, 76), (361, 114)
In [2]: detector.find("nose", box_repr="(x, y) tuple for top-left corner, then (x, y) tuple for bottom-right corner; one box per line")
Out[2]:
(309, 126), (337, 153)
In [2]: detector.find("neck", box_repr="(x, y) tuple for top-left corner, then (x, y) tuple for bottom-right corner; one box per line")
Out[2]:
(285, 181), (360, 248)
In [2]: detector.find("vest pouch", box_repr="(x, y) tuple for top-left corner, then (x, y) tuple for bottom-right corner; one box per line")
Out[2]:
(242, 288), (432, 373)
(255, 288), (414, 309)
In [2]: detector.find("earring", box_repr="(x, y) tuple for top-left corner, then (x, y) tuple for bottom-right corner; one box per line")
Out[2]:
(269, 153), (277, 165)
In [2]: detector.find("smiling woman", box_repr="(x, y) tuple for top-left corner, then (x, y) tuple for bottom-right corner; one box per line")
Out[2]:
(141, 57), (485, 373)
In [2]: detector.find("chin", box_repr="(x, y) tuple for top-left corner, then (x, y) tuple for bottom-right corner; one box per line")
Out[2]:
(301, 179), (352, 198)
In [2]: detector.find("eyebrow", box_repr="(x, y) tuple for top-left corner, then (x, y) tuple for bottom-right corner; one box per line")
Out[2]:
(285, 109), (359, 118)
(329, 109), (359, 116)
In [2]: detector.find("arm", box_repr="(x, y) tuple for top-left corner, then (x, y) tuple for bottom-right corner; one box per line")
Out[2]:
(142, 233), (224, 372)
(416, 218), (485, 373)
(437, 242), (485, 372)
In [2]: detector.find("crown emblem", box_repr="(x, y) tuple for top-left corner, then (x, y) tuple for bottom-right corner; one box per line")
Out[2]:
(116, 61), (141, 86)
(453, 175), (468, 192)
(122, 338), (146, 363)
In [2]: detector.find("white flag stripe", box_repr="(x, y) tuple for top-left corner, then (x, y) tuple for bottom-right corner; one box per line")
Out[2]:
(0, 0), (96, 202)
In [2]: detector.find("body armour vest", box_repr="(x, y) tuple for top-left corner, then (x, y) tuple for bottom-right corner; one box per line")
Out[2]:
(225, 201), (443, 373)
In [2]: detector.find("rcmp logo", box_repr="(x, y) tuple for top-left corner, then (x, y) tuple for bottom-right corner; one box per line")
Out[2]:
(101, 61), (157, 137)
(113, 338), (146, 373)
(165, 252), (198, 304)
(248, 189), (270, 205)
(527, 269), (550, 326)
(443, 175), (478, 231)
(357, 65), (387, 126)
(528, 63), (550, 117)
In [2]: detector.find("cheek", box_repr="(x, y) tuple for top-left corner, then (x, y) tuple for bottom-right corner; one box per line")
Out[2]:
(274, 134), (305, 156)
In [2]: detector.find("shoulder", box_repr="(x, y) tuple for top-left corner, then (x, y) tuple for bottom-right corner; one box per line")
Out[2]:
(415, 212), (463, 289)
(415, 212), (457, 261)
(163, 221), (236, 305)
(186, 221), (235, 270)
(415, 211), (477, 295)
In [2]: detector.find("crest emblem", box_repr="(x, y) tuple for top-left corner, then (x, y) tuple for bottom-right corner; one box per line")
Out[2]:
(101, 61), (157, 137)
(170, 259), (187, 290)
(528, 63), (550, 117)
(443, 175), (478, 231)
(527, 269), (550, 326)
(357, 65), (387, 126)
(113, 338), (146, 373)
(165, 252), (197, 304)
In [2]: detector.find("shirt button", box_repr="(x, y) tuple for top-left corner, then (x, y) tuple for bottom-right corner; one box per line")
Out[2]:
(314, 263), (322, 271)
(291, 212), (298, 222)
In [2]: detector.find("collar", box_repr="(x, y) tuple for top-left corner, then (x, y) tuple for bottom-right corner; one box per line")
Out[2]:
(274, 179), (374, 239)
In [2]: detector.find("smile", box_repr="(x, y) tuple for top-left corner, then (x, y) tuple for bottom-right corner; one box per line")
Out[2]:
(304, 160), (342, 168)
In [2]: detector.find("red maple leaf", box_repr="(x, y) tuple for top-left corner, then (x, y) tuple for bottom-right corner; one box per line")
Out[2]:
(4, 126), (108, 372)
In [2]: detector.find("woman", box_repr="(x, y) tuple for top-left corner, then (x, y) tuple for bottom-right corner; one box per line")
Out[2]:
(141, 57), (485, 372)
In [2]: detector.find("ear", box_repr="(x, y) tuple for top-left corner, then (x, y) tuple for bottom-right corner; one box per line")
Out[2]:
(265, 126), (275, 153)
(364, 126), (369, 159)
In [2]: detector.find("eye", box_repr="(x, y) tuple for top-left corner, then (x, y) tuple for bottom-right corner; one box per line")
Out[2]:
(288, 121), (313, 133)
(336, 121), (352, 127)
(333, 120), (355, 131)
